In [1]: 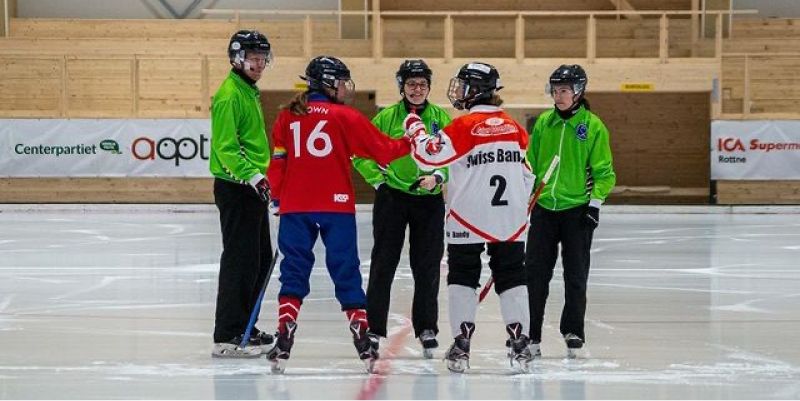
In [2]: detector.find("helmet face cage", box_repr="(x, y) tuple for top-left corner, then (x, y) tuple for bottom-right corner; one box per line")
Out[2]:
(547, 64), (587, 98)
(334, 78), (356, 105)
(229, 30), (273, 69)
(396, 59), (432, 93)
(447, 77), (469, 110)
(447, 62), (501, 110)
(303, 56), (354, 104)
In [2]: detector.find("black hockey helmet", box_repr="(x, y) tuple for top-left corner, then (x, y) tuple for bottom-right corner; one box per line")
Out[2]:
(548, 64), (587, 97)
(447, 62), (503, 110)
(396, 59), (432, 93)
(228, 30), (272, 68)
(301, 56), (355, 103)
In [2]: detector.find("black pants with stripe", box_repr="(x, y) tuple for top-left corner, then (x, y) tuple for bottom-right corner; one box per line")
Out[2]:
(525, 203), (595, 343)
(213, 178), (272, 343)
(366, 185), (445, 338)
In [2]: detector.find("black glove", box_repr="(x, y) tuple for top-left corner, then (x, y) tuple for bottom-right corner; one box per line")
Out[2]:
(584, 206), (599, 229)
(252, 178), (270, 203)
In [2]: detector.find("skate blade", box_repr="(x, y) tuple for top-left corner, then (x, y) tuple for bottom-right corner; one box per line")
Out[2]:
(510, 358), (532, 374)
(364, 358), (378, 374)
(270, 359), (287, 374)
(446, 359), (468, 373)
(566, 349), (578, 359)
(423, 348), (435, 359)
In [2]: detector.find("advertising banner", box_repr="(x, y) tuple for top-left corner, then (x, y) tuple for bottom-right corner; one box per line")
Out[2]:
(711, 120), (800, 180)
(0, 119), (212, 177)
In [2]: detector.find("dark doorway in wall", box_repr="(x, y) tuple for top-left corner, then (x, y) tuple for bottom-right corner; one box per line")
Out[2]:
(515, 92), (711, 205)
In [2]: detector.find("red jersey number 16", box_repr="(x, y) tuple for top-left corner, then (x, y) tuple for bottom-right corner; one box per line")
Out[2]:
(289, 120), (333, 158)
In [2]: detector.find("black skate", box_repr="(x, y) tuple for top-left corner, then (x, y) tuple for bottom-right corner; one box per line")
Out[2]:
(250, 328), (275, 354)
(444, 322), (474, 373)
(564, 333), (583, 359)
(529, 341), (542, 359)
(350, 322), (379, 373)
(266, 321), (297, 374)
(505, 323), (533, 373)
(419, 329), (438, 359)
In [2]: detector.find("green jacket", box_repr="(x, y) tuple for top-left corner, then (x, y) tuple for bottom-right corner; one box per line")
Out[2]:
(353, 101), (452, 195)
(527, 106), (616, 211)
(209, 71), (269, 184)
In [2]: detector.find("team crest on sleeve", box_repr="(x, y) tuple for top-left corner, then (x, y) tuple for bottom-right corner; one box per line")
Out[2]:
(576, 123), (588, 141)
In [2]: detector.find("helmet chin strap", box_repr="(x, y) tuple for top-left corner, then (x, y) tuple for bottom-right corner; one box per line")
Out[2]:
(555, 95), (583, 120)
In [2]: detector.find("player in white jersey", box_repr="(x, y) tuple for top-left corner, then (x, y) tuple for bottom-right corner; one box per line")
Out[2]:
(403, 62), (535, 373)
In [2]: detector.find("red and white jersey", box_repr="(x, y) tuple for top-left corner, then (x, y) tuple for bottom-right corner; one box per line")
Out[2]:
(269, 100), (411, 214)
(411, 105), (534, 244)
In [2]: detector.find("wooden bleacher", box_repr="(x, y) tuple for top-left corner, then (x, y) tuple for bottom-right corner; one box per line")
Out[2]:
(716, 17), (800, 204)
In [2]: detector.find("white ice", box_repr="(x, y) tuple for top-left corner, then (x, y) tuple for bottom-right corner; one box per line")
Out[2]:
(1, 205), (799, 399)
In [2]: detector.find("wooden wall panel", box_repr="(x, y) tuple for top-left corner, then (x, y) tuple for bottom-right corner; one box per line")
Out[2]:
(588, 92), (711, 203)
(716, 180), (800, 204)
(9, 18), (338, 40)
(66, 58), (132, 117)
(0, 57), (61, 117)
(0, 178), (213, 203)
(731, 18), (800, 39)
(138, 58), (204, 118)
(722, 55), (800, 115)
(379, 16), (708, 59)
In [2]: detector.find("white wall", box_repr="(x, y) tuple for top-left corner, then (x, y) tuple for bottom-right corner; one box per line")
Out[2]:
(18, 0), (338, 19)
(734, 0), (800, 18)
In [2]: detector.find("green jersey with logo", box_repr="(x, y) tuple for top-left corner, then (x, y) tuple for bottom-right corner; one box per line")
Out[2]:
(209, 71), (269, 183)
(353, 101), (452, 195)
(527, 106), (616, 211)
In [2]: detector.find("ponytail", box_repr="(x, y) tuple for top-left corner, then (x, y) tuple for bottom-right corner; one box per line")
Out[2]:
(282, 91), (309, 116)
(580, 97), (591, 111)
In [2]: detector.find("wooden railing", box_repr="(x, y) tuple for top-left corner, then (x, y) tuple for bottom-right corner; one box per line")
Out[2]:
(721, 52), (800, 119)
(201, 8), (757, 63)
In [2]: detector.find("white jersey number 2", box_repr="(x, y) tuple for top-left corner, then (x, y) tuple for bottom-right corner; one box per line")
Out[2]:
(490, 175), (509, 206)
(289, 120), (333, 158)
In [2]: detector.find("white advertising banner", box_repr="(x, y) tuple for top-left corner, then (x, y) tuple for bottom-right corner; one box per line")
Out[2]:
(711, 120), (800, 180)
(0, 119), (213, 177)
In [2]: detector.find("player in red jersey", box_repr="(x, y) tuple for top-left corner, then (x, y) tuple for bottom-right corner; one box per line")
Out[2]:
(404, 62), (536, 373)
(265, 56), (411, 373)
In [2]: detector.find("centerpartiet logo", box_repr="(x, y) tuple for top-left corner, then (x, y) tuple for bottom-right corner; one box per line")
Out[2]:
(14, 143), (97, 156)
(131, 134), (210, 166)
(99, 139), (122, 154)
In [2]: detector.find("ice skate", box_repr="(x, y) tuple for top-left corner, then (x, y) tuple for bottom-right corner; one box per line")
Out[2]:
(529, 341), (542, 359)
(350, 322), (379, 373)
(250, 328), (275, 354)
(266, 321), (297, 374)
(211, 334), (261, 358)
(564, 333), (583, 359)
(444, 322), (474, 373)
(505, 323), (533, 373)
(419, 329), (438, 359)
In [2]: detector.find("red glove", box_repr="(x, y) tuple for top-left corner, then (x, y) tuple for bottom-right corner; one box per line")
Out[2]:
(424, 137), (444, 155)
(403, 112), (427, 139)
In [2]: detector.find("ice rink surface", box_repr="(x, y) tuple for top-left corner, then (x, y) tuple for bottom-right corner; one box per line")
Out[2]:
(1, 204), (799, 399)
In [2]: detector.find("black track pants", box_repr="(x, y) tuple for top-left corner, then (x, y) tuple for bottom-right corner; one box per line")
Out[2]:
(525, 204), (594, 343)
(366, 185), (444, 338)
(213, 178), (272, 343)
